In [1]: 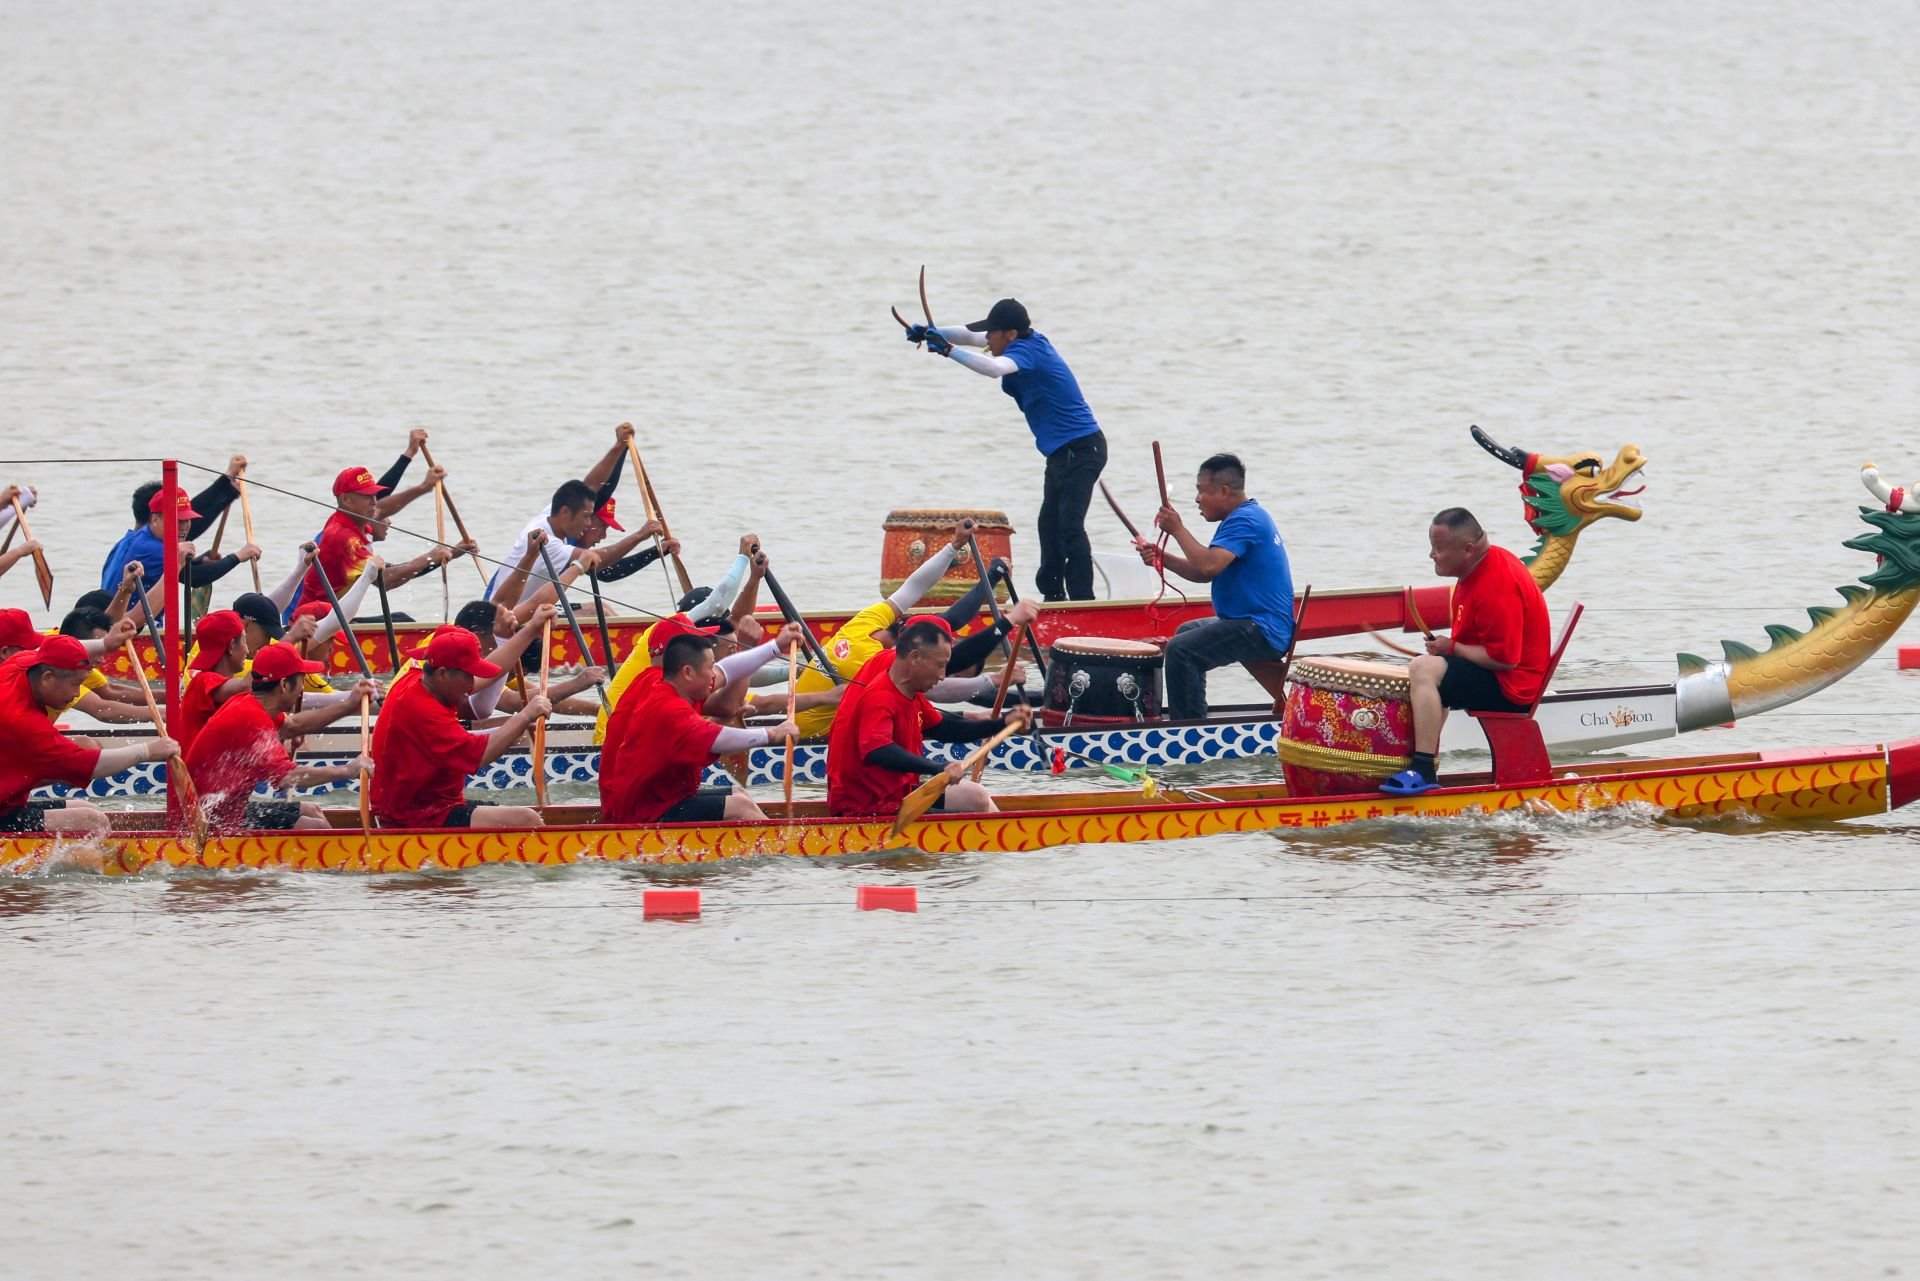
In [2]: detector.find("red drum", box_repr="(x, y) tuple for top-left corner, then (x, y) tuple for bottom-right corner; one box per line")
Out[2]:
(879, 509), (1015, 602)
(1042, 637), (1164, 725)
(1278, 656), (1413, 797)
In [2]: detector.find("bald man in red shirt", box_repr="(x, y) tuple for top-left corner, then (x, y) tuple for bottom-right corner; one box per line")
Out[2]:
(1382, 507), (1550, 795)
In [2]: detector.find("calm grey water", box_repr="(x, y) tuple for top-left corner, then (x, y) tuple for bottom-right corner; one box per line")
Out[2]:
(5, 1), (1920, 1276)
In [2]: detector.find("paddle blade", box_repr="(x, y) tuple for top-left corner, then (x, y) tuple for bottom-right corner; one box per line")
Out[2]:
(890, 772), (950, 839)
(32, 555), (53, 610)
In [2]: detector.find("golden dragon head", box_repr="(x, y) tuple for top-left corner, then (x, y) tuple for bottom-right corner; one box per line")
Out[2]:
(1471, 425), (1647, 537)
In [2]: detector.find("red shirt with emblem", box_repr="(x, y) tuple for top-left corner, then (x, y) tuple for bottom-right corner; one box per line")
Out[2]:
(599, 668), (723, 823)
(369, 668), (489, 827)
(1449, 544), (1551, 705)
(826, 649), (938, 817)
(176, 669), (231, 756)
(184, 692), (295, 834)
(0, 654), (103, 810)
(300, 509), (372, 606)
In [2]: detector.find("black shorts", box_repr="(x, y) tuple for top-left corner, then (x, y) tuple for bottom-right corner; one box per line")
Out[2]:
(1438, 653), (1529, 714)
(244, 800), (305, 831)
(0, 801), (61, 833)
(658, 788), (732, 823)
(442, 800), (497, 829)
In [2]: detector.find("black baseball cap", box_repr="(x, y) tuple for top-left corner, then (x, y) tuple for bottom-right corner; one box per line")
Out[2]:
(232, 592), (285, 640)
(675, 587), (736, 636)
(967, 298), (1030, 333)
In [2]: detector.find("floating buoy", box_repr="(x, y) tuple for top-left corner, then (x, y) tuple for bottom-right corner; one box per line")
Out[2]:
(1900, 645), (1920, 670)
(642, 888), (701, 919)
(857, 886), (918, 913)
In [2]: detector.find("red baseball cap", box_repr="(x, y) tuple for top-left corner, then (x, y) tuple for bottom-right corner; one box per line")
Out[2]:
(593, 497), (624, 532)
(189, 610), (246, 670)
(291, 600), (335, 624)
(408, 625), (503, 679)
(333, 466), (383, 497)
(0, 608), (40, 651)
(148, 487), (202, 519)
(900, 614), (955, 640)
(251, 641), (327, 681)
(29, 635), (93, 672)
(646, 613), (721, 656)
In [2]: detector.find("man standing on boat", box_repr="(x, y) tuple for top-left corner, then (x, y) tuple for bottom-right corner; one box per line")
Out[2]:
(1380, 508), (1549, 796)
(598, 616), (805, 824)
(0, 636), (180, 836)
(906, 299), (1107, 602)
(369, 626), (551, 829)
(826, 618), (1029, 818)
(1136, 453), (1295, 720)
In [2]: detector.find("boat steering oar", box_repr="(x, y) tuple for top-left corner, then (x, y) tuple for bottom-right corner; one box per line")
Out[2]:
(535, 539), (611, 711)
(890, 718), (1025, 840)
(127, 566), (207, 851)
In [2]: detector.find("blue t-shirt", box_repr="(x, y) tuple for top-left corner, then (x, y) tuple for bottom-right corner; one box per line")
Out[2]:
(1209, 499), (1294, 651)
(100, 527), (165, 593)
(1001, 332), (1103, 456)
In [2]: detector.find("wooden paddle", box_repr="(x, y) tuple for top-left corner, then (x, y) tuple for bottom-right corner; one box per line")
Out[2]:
(8, 495), (53, 609)
(783, 641), (799, 818)
(532, 618), (552, 808)
(190, 505), (229, 618)
(416, 445), (488, 587)
(890, 719), (1025, 839)
(311, 554), (378, 683)
(534, 538), (611, 711)
(127, 584), (207, 850)
(236, 467), (263, 592)
(357, 692), (373, 843)
(434, 478), (451, 622)
(625, 437), (694, 597)
(969, 630), (1026, 783)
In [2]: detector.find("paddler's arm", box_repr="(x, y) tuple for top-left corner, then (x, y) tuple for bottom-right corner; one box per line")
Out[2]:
(309, 557), (384, 642)
(184, 457), (246, 540)
(583, 423), (632, 501)
(70, 692), (149, 724)
(1142, 504), (1234, 583)
(279, 757), (370, 791)
(585, 519), (664, 571)
(546, 665), (609, 703)
(267, 544), (317, 610)
(478, 695), (551, 767)
(592, 543), (665, 583)
(1423, 635), (1513, 670)
(509, 551), (602, 626)
(377, 465), (445, 518)
(377, 541), (463, 592)
(742, 683), (845, 719)
(494, 531), (563, 611)
(376, 430), (427, 495)
(862, 743), (948, 777)
(282, 682), (381, 737)
(888, 527), (967, 613)
(92, 737), (179, 778)
(483, 604), (558, 686)
(922, 707), (1017, 743)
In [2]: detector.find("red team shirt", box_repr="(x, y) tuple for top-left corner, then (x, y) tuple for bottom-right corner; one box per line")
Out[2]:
(184, 694), (295, 833)
(0, 654), (102, 810)
(369, 669), (489, 827)
(299, 510), (372, 607)
(826, 649), (939, 817)
(1449, 545), (1550, 705)
(599, 668), (723, 823)
(175, 669), (229, 756)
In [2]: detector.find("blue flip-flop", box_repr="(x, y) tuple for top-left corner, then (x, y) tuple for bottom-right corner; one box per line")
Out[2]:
(1379, 770), (1439, 796)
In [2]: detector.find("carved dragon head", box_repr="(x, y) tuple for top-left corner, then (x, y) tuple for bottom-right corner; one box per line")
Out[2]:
(1472, 425), (1647, 537)
(1845, 464), (1920, 592)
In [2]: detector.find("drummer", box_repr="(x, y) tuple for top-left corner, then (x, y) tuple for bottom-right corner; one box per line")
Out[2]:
(1136, 453), (1295, 719)
(825, 618), (1030, 818)
(1380, 507), (1550, 796)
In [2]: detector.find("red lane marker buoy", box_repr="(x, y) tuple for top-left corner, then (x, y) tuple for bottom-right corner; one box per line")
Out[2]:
(1899, 645), (1920, 670)
(643, 888), (702, 919)
(857, 886), (918, 913)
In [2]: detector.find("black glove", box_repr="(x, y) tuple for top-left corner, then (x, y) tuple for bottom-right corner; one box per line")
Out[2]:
(925, 329), (953, 357)
(903, 323), (930, 343)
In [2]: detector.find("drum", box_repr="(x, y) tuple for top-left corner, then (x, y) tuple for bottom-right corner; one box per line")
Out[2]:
(1277, 656), (1414, 797)
(1042, 637), (1164, 725)
(880, 509), (1015, 602)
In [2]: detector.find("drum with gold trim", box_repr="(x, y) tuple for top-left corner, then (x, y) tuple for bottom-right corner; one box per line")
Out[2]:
(1042, 636), (1164, 725)
(880, 509), (1015, 602)
(1278, 656), (1413, 796)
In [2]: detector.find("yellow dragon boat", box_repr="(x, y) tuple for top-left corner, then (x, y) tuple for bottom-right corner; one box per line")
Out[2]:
(7, 736), (1915, 876)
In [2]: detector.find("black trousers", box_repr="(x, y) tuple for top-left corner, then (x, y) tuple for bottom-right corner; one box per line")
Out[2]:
(1036, 431), (1107, 601)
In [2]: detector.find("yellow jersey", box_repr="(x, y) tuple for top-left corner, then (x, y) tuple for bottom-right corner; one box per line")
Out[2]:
(793, 600), (896, 739)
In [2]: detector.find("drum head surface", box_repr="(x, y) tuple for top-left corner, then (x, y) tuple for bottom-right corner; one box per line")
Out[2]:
(1052, 636), (1164, 658)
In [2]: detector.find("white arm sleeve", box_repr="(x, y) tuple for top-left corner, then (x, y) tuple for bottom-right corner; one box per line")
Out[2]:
(927, 674), (996, 703)
(311, 567), (378, 643)
(934, 326), (988, 348)
(691, 554), (750, 622)
(716, 640), (779, 685)
(269, 551), (307, 609)
(711, 725), (771, 753)
(468, 674), (509, 719)
(949, 348), (1020, 378)
(889, 544), (959, 612)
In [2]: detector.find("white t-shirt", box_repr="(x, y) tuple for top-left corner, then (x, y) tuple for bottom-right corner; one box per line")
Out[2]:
(486, 512), (580, 600)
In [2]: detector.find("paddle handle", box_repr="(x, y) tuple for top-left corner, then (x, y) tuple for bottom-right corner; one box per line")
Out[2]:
(9, 496), (53, 609)
(761, 564), (839, 684)
(972, 631), (1026, 783)
(311, 550), (377, 683)
(130, 656), (203, 825)
(434, 480), (451, 622)
(417, 445), (488, 587)
(358, 696), (372, 838)
(1099, 480), (1143, 542)
(237, 472), (263, 592)
(536, 539), (610, 711)
(626, 439), (694, 597)
(892, 719), (1024, 837)
(532, 619), (551, 808)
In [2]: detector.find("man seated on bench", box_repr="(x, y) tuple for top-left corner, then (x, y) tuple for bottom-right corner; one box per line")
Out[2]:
(1135, 452), (1296, 719)
(1382, 507), (1550, 796)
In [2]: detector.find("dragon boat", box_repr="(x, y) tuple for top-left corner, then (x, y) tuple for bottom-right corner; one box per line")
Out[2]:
(8, 735), (1918, 876)
(55, 443), (1920, 801)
